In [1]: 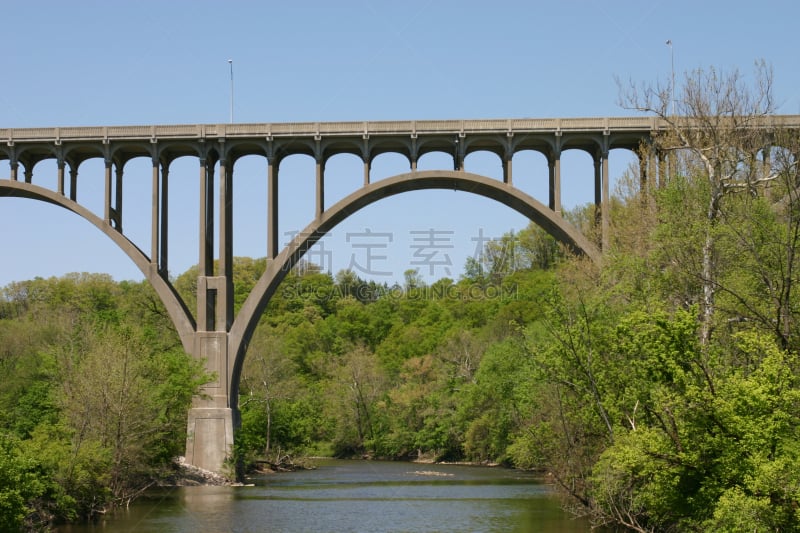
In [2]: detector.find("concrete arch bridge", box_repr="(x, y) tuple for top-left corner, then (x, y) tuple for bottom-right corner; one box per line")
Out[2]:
(0, 116), (752, 474)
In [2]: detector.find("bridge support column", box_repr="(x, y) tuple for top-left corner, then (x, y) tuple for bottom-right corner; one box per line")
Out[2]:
(57, 161), (65, 195)
(100, 160), (124, 229)
(594, 154), (602, 222)
(160, 164), (170, 272)
(548, 152), (561, 214)
(114, 163), (124, 231)
(104, 160), (113, 225)
(185, 331), (236, 475)
(315, 157), (325, 219)
(186, 155), (238, 477)
(188, 277), (238, 477)
(601, 150), (609, 251)
(454, 135), (465, 171)
(593, 150), (610, 249)
(185, 406), (235, 475)
(69, 166), (78, 201)
(267, 158), (279, 259)
(150, 158), (161, 270)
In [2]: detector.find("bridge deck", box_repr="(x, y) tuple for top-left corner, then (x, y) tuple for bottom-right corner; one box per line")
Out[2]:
(1, 117), (663, 142)
(3, 115), (799, 144)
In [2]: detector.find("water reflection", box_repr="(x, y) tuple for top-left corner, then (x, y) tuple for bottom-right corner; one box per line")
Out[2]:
(60, 460), (591, 532)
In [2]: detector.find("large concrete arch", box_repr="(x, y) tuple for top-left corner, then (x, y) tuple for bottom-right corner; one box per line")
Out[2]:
(0, 179), (196, 352)
(226, 170), (600, 404)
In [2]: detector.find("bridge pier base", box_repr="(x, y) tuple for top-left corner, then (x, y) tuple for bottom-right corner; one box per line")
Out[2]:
(184, 331), (238, 477)
(185, 407), (236, 475)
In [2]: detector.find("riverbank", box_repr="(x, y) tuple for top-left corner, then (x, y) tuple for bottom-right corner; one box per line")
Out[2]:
(160, 457), (234, 486)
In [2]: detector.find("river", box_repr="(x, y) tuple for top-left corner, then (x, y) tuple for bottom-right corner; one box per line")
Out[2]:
(60, 459), (592, 532)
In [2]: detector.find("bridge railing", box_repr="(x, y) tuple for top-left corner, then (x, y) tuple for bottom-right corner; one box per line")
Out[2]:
(4, 116), (800, 144)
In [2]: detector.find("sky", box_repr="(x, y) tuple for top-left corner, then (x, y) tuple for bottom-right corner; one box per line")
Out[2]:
(2, 0), (800, 288)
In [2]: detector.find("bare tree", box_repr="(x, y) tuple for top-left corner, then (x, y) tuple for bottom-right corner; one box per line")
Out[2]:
(619, 61), (777, 368)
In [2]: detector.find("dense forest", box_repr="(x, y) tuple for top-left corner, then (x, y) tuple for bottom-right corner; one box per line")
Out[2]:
(3, 63), (800, 531)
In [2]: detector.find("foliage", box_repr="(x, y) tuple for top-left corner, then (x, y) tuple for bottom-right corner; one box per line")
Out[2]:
(231, 230), (556, 464)
(0, 276), (208, 529)
(0, 433), (46, 531)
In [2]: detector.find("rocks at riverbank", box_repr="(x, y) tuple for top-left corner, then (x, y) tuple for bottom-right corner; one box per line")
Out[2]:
(162, 456), (233, 486)
(253, 454), (317, 473)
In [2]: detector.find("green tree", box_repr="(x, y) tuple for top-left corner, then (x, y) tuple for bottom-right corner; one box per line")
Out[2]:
(56, 322), (207, 507)
(0, 434), (46, 531)
(238, 328), (311, 461)
(324, 344), (388, 455)
(461, 339), (531, 463)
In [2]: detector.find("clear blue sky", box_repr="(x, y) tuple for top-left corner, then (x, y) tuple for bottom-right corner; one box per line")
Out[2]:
(2, 0), (800, 287)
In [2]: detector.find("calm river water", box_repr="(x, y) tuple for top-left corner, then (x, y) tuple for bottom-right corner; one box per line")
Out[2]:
(60, 459), (592, 532)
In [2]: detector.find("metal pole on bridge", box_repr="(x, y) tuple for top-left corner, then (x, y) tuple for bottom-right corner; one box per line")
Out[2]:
(666, 40), (675, 115)
(228, 59), (234, 123)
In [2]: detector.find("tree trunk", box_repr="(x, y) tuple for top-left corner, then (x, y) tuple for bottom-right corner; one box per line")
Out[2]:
(698, 185), (723, 394)
(265, 395), (272, 457)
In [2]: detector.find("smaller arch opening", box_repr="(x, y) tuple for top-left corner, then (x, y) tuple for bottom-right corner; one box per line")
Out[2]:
(29, 158), (59, 191)
(163, 155), (201, 280)
(559, 149), (595, 212)
(120, 156), (155, 256)
(324, 152), (364, 208)
(417, 151), (455, 172)
(232, 154), (268, 262)
(370, 152), (411, 182)
(511, 149), (550, 205)
(464, 150), (503, 181)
